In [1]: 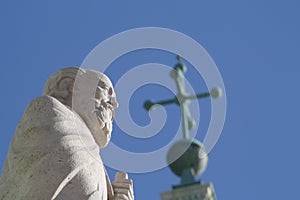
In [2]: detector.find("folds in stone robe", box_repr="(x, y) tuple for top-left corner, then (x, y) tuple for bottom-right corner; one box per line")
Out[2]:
(0, 96), (113, 200)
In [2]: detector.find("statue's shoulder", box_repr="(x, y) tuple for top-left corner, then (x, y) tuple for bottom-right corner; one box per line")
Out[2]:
(27, 95), (69, 114)
(28, 95), (60, 109)
(22, 95), (73, 125)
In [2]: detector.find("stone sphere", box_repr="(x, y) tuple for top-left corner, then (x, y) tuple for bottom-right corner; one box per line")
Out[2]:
(167, 139), (208, 178)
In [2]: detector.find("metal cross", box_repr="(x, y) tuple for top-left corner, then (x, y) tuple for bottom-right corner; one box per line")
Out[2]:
(144, 55), (222, 139)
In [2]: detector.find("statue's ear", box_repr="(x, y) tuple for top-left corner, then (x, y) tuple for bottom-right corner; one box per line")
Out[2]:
(58, 78), (74, 98)
(47, 77), (74, 105)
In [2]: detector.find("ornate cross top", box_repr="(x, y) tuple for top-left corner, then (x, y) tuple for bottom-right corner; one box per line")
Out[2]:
(144, 55), (222, 139)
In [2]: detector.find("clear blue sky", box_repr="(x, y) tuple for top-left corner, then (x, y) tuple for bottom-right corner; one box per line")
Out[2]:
(1, 1), (299, 199)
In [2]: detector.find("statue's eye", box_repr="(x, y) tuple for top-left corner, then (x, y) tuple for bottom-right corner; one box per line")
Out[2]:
(108, 87), (113, 96)
(98, 80), (109, 90)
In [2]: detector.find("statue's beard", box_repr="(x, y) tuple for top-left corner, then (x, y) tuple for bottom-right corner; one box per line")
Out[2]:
(75, 100), (114, 148)
(94, 103), (113, 136)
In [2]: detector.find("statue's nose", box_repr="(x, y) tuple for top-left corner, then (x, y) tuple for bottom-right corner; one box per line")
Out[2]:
(109, 97), (119, 108)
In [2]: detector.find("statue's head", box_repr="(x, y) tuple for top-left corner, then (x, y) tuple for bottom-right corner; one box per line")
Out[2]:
(43, 67), (118, 148)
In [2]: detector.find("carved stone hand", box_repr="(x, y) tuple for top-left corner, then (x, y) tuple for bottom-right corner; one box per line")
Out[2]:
(112, 172), (134, 200)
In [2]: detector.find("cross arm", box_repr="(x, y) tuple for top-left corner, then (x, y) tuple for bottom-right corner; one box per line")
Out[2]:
(143, 87), (221, 111)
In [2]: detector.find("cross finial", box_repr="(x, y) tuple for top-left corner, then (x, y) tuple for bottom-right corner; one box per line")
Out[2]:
(144, 56), (222, 186)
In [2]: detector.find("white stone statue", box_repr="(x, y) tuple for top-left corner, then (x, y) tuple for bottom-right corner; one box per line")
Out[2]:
(0, 67), (134, 200)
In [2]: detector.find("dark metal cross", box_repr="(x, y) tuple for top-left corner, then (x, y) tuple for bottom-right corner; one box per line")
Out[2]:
(144, 56), (222, 139)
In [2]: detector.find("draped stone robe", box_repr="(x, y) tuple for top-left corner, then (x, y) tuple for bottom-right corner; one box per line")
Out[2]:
(0, 96), (113, 200)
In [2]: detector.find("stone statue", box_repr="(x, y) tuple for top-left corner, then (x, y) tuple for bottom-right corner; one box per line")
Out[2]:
(0, 67), (134, 200)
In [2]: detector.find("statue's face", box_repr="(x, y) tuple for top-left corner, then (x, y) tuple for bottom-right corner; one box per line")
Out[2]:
(93, 75), (118, 147)
(72, 71), (118, 148)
